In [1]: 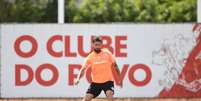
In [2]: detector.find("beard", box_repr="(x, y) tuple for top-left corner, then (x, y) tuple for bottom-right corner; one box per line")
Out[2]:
(94, 48), (101, 53)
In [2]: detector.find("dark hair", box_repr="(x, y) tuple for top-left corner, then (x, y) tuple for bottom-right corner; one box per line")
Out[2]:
(92, 36), (103, 43)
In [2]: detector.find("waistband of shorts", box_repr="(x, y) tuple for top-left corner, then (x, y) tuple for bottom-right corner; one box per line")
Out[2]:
(91, 81), (114, 85)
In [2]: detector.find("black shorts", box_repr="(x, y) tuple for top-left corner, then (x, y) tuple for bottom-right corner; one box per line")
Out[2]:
(86, 81), (114, 98)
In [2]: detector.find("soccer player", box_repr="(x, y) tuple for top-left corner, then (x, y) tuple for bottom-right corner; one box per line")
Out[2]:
(74, 36), (122, 101)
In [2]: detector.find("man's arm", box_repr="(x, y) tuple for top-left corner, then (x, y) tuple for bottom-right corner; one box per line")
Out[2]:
(113, 62), (123, 88)
(74, 66), (86, 85)
(113, 62), (120, 76)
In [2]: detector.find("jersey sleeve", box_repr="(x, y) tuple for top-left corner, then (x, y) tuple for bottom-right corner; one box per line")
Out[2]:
(105, 49), (116, 63)
(82, 55), (92, 68)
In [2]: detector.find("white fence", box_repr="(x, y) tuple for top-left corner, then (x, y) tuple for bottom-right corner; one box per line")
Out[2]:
(0, 24), (200, 98)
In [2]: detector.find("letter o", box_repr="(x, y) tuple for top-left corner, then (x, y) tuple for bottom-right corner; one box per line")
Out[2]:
(35, 64), (59, 86)
(14, 35), (38, 58)
(128, 64), (152, 86)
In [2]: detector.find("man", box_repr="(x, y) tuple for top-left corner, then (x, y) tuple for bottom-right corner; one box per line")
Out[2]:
(74, 36), (122, 101)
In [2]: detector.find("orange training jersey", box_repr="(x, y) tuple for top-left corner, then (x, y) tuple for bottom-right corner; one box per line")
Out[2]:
(82, 48), (115, 83)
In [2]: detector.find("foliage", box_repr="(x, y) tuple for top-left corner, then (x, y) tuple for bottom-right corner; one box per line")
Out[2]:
(67, 0), (197, 23)
(0, 0), (197, 23)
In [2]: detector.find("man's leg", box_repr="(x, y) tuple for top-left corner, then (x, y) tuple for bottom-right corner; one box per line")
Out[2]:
(103, 81), (114, 101)
(105, 90), (114, 101)
(82, 93), (94, 101)
(84, 82), (101, 101)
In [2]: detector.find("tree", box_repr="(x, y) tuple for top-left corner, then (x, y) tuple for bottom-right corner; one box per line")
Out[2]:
(66, 0), (197, 23)
(0, 0), (57, 23)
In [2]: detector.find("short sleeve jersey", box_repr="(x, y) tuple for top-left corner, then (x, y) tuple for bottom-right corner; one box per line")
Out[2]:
(82, 48), (115, 83)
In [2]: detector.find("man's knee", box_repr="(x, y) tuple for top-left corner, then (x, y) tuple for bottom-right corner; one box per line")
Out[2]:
(105, 90), (114, 98)
(82, 98), (91, 101)
(82, 94), (94, 101)
(106, 91), (114, 101)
